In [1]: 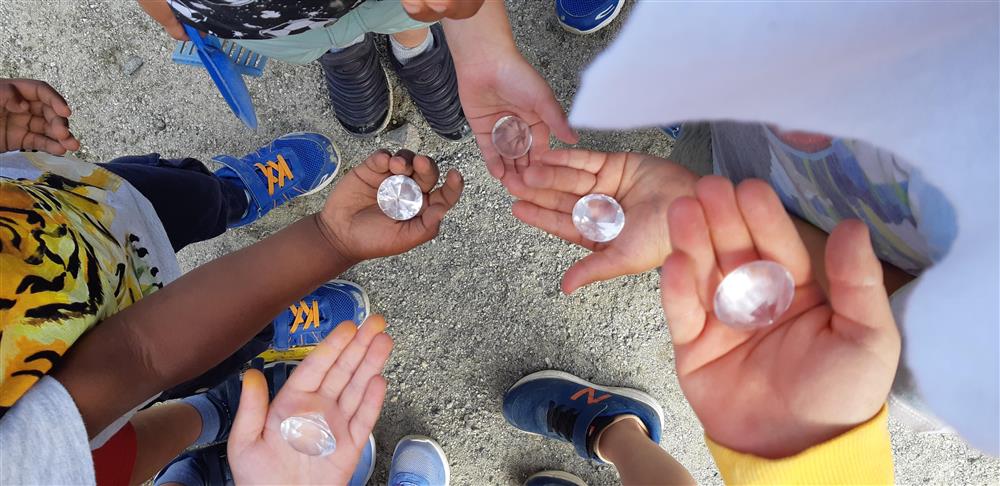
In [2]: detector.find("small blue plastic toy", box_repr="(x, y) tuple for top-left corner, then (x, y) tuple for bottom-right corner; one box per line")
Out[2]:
(172, 24), (263, 128)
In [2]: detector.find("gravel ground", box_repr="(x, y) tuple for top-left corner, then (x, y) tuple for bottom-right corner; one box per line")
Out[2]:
(2, 1), (998, 484)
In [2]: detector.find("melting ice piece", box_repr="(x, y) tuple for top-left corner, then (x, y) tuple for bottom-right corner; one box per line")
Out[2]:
(572, 194), (625, 242)
(377, 174), (423, 221)
(280, 412), (337, 456)
(713, 260), (795, 329)
(492, 115), (532, 159)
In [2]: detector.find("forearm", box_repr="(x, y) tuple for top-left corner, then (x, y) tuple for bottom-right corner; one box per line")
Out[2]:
(54, 214), (356, 437)
(441, 0), (518, 66)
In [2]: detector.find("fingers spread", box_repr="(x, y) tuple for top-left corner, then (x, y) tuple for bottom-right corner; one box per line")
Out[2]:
(736, 179), (812, 284)
(337, 333), (393, 417)
(348, 376), (387, 447)
(284, 322), (357, 392)
(318, 315), (387, 397)
(227, 369), (269, 452)
(825, 220), (895, 332)
(511, 200), (590, 248)
(696, 176), (759, 272)
(523, 164), (596, 195)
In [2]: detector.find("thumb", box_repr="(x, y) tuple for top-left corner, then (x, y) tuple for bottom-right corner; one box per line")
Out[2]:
(227, 369), (269, 455)
(825, 220), (894, 332)
(562, 251), (626, 294)
(0, 84), (29, 113)
(532, 87), (578, 145)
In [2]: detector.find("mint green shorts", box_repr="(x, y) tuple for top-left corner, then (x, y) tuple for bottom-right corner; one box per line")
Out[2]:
(233, 1), (432, 65)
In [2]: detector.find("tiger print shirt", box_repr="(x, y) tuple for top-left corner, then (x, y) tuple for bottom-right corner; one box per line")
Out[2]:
(0, 152), (180, 415)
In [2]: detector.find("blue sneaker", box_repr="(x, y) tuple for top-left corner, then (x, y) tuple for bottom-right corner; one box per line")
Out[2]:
(503, 370), (663, 463)
(214, 132), (341, 227)
(524, 470), (588, 486)
(350, 434), (376, 486)
(388, 435), (450, 486)
(661, 124), (684, 141)
(556, 0), (626, 35)
(269, 279), (370, 355)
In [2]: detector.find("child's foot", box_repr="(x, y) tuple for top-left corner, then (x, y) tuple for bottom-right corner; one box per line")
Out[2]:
(270, 279), (371, 354)
(214, 132), (340, 227)
(318, 33), (392, 137)
(388, 435), (450, 486)
(502, 370), (663, 463)
(389, 25), (471, 142)
(555, 0), (626, 35)
(525, 470), (588, 486)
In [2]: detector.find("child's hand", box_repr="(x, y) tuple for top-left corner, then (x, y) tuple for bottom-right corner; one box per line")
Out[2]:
(319, 150), (463, 263)
(661, 176), (900, 458)
(0, 79), (80, 155)
(506, 149), (697, 294)
(402, 0), (485, 22)
(137, 0), (189, 40)
(228, 316), (392, 485)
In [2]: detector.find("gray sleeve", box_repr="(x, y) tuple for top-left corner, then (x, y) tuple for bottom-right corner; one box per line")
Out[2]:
(0, 376), (95, 485)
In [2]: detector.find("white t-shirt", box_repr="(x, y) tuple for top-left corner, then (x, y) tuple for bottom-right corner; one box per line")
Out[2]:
(570, 2), (999, 454)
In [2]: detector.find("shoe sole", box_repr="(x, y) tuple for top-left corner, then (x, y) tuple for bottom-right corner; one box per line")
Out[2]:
(393, 435), (451, 486)
(506, 370), (665, 437)
(328, 278), (372, 325)
(558, 1), (626, 36)
(525, 470), (589, 486)
(357, 434), (376, 486)
(342, 65), (395, 139)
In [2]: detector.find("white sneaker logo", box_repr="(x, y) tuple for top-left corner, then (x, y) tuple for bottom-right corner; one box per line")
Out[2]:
(595, 4), (616, 20)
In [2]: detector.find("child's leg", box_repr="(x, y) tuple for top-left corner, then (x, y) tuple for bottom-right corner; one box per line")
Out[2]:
(596, 416), (696, 486)
(99, 154), (247, 252)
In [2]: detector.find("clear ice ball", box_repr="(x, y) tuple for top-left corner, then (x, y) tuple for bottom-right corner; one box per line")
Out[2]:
(280, 413), (337, 457)
(491, 115), (532, 159)
(572, 194), (625, 243)
(713, 260), (795, 329)
(377, 175), (423, 221)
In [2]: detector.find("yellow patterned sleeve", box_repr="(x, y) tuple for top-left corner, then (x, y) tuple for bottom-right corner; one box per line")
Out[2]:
(707, 405), (894, 485)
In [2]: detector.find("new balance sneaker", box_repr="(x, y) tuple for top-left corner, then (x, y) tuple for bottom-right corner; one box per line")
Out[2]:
(214, 132), (340, 228)
(262, 279), (370, 361)
(555, 0), (626, 35)
(318, 33), (393, 137)
(502, 370), (663, 463)
(388, 435), (450, 486)
(389, 24), (471, 142)
(524, 470), (588, 486)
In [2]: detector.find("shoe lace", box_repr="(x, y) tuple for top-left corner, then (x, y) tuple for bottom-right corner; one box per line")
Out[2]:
(289, 300), (320, 334)
(546, 401), (581, 442)
(254, 154), (294, 195)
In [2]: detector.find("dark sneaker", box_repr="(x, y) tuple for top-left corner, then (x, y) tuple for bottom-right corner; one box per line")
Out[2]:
(318, 33), (392, 137)
(389, 24), (471, 142)
(502, 370), (664, 463)
(525, 470), (588, 486)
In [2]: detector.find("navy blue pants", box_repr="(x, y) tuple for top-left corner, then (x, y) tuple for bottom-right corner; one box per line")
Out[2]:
(100, 154), (268, 402)
(99, 154), (248, 252)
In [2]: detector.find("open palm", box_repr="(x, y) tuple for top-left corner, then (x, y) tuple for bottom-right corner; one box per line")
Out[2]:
(320, 150), (464, 263)
(504, 149), (697, 294)
(661, 177), (900, 458)
(228, 317), (393, 484)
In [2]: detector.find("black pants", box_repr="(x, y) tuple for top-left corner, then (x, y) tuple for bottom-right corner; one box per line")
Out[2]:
(99, 153), (248, 252)
(101, 154), (269, 401)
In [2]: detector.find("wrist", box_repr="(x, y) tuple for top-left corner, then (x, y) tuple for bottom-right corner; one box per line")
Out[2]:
(312, 213), (361, 269)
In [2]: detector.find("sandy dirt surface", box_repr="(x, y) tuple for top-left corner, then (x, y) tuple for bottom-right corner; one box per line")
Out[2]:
(2, 1), (997, 484)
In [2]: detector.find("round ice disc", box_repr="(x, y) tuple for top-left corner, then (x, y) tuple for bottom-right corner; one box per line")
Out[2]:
(280, 413), (337, 457)
(377, 174), (423, 221)
(491, 115), (532, 159)
(572, 194), (625, 242)
(713, 260), (795, 329)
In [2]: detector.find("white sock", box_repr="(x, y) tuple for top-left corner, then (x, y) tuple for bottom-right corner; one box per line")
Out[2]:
(328, 34), (366, 53)
(390, 30), (434, 65)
